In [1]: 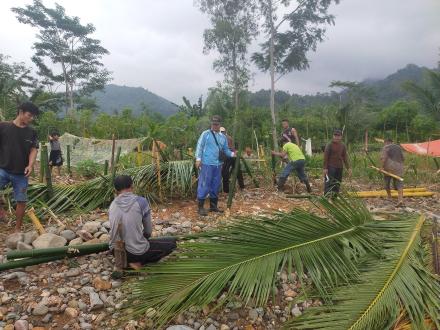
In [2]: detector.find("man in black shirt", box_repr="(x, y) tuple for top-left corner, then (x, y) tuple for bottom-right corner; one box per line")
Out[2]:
(0, 102), (40, 231)
(280, 119), (299, 145)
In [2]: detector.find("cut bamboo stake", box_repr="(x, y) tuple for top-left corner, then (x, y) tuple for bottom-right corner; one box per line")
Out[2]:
(66, 145), (71, 176)
(241, 157), (259, 188)
(42, 144), (53, 198)
(103, 160), (109, 175)
(137, 142), (142, 166)
(7, 243), (109, 260)
(349, 191), (434, 198)
(39, 144), (46, 183)
(369, 165), (404, 181)
(110, 134), (116, 175)
(26, 207), (46, 235)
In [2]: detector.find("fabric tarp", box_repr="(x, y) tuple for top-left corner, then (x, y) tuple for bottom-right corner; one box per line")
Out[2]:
(400, 139), (440, 157)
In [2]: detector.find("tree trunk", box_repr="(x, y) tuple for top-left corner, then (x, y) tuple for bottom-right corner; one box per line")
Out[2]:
(61, 60), (70, 115)
(232, 46), (239, 138)
(269, 0), (278, 150)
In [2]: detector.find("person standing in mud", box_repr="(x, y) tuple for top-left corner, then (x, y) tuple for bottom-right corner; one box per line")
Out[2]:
(380, 138), (405, 207)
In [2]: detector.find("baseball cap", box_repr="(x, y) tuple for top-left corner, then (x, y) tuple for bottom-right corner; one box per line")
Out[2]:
(333, 129), (342, 136)
(211, 115), (221, 124)
(220, 127), (226, 132)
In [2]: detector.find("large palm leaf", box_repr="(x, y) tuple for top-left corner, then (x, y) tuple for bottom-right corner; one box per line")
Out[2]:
(124, 198), (406, 328)
(285, 215), (440, 330)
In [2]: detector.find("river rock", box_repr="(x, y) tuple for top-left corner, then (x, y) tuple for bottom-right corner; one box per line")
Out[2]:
(14, 320), (29, 330)
(69, 237), (83, 246)
(166, 326), (195, 330)
(92, 277), (112, 291)
(32, 233), (67, 249)
(83, 221), (101, 234)
(60, 230), (76, 241)
(5, 233), (24, 249)
(23, 231), (38, 244)
(89, 292), (104, 310)
(77, 230), (93, 241)
(17, 241), (33, 251)
(98, 234), (110, 243)
(64, 307), (79, 318)
(32, 304), (49, 316)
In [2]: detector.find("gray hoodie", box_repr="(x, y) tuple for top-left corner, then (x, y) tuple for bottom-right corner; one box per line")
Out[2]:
(109, 192), (152, 255)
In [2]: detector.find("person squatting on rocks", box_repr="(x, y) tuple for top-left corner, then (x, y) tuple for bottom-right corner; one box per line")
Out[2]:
(0, 102), (40, 231)
(220, 126), (244, 194)
(280, 118), (300, 146)
(272, 140), (312, 193)
(195, 115), (235, 216)
(380, 137), (405, 207)
(109, 175), (176, 269)
(48, 131), (63, 177)
(323, 129), (351, 197)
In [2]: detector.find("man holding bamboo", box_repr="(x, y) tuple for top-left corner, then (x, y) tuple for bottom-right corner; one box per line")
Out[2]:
(380, 138), (405, 207)
(0, 102), (39, 232)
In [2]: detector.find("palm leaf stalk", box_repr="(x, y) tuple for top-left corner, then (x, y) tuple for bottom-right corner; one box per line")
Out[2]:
(124, 197), (399, 328)
(2, 160), (195, 218)
(285, 214), (440, 330)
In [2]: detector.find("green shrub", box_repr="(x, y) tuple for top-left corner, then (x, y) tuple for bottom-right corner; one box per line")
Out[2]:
(76, 159), (101, 178)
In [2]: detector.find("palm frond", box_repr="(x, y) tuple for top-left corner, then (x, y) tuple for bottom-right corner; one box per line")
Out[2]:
(124, 197), (406, 328)
(285, 215), (440, 330)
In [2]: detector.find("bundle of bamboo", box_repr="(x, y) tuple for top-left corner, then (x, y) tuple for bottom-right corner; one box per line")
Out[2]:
(349, 187), (435, 198)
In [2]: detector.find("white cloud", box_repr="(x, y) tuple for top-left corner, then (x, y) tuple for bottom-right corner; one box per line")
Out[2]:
(1, 0), (438, 104)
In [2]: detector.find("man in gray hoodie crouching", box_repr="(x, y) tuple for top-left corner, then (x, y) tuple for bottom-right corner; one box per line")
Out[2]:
(109, 175), (176, 269)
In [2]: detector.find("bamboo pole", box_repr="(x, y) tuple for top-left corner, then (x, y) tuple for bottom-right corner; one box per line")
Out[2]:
(369, 165), (403, 181)
(39, 144), (46, 183)
(110, 134), (116, 174)
(7, 243), (109, 260)
(26, 207), (46, 235)
(153, 139), (163, 201)
(241, 157), (259, 188)
(227, 130), (243, 209)
(42, 144), (53, 198)
(137, 142), (142, 166)
(349, 191), (434, 198)
(103, 160), (109, 176)
(115, 146), (122, 165)
(66, 145), (71, 176)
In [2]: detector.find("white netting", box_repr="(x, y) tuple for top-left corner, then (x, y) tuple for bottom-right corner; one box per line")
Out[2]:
(40, 133), (144, 165)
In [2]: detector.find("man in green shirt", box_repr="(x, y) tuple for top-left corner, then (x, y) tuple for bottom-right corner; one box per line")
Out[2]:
(272, 141), (312, 193)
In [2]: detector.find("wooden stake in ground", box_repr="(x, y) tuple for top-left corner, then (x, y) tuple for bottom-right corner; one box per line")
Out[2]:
(227, 129), (244, 209)
(27, 207), (46, 235)
(42, 144), (53, 198)
(66, 144), (71, 176)
(39, 144), (46, 183)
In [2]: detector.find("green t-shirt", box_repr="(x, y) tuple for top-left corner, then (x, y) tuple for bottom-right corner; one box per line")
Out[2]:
(283, 142), (305, 162)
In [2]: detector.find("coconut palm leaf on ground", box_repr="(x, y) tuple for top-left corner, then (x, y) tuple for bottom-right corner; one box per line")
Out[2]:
(284, 215), (440, 330)
(21, 160), (195, 216)
(124, 198), (410, 328)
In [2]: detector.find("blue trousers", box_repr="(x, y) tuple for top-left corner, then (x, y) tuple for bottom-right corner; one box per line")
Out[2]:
(197, 164), (222, 200)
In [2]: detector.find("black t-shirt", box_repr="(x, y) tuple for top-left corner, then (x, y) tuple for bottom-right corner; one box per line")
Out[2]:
(0, 122), (39, 174)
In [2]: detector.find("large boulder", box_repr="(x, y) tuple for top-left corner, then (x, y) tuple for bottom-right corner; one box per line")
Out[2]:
(5, 233), (24, 249)
(32, 233), (67, 249)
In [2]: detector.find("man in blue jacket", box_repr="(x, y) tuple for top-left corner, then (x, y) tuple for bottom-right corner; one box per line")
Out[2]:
(195, 115), (234, 216)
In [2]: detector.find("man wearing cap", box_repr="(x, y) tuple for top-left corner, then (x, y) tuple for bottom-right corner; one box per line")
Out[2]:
(380, 138), (404, 207)
(220, 126), (244, 194)
(195, 116), (234, 216)
(323, 129), (351, 196)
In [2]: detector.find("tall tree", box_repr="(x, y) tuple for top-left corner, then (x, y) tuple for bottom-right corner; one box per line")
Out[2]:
(197, 0), (258, 133)
(252, 0), (340, 149)
(12, 0), (112, 112)
(0, 54), (36, 120)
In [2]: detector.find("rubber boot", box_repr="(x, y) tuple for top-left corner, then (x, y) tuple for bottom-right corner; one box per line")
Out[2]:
(305, 180), (312, 193)
(197, 199), (208, 216)
(209, 198), (224, 213)
(277, 177), (287, 191)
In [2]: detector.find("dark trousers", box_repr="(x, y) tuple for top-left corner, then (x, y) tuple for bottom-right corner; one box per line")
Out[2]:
(126, 237), (177, 265)
(278, 159), (308, 190)
(324, 166), (343, 195)
(222, 157), (244, 193)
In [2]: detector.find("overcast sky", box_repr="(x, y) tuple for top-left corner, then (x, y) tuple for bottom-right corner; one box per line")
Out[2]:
(1, 0), (439, 104)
